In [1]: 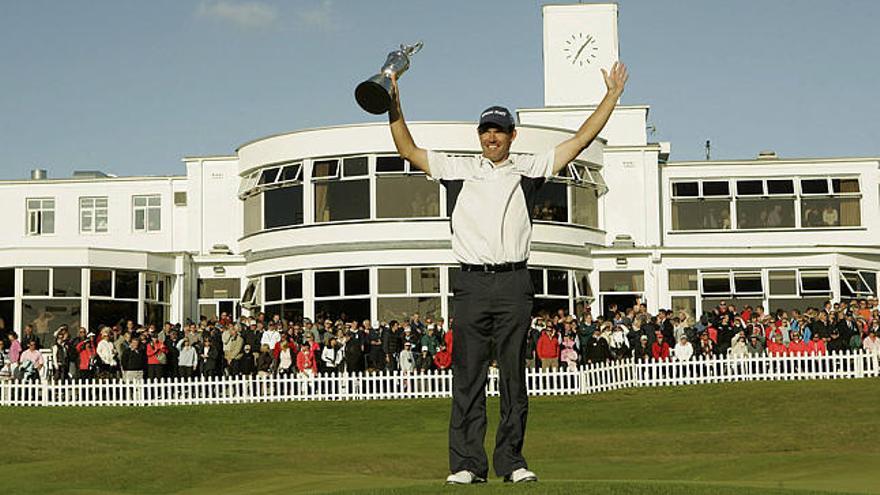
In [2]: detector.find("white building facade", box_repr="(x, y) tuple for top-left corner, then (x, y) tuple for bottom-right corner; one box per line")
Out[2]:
(1, 3), (877, 345)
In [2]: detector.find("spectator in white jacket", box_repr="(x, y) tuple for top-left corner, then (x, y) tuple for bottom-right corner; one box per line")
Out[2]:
(96, 329), (118, 369)
(863, 328), (880, 354)
(178, 340), (198, 378)
(398, 342), (416, 372)
(321, 337), (344, 373)
(260, 324), (282, 350)
(673, 335), (694, 362)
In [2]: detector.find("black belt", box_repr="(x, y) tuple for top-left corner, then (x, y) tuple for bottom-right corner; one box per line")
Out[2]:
(460, 260), (527, 273)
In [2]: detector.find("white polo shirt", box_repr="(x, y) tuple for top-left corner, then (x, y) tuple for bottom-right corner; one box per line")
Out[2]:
(427, 149), (556, 265)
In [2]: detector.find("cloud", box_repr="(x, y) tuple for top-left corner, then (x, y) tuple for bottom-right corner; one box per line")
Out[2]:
(297, 0), (336, 31)
(196, 0), (279, 29)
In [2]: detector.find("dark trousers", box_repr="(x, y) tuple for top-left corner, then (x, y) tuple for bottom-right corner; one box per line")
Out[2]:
(449, 268), (532, 478)
(147, 364), (163, 379)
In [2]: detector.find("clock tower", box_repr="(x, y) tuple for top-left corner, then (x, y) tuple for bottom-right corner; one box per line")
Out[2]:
(543, 3), (619, 106)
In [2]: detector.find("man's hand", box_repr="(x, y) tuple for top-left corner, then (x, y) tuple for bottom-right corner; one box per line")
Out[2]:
(552, 60), (630, 174)
(601, 61), (628, 97)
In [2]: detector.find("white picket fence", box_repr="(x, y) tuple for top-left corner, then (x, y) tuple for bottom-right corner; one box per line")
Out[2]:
(1, 350), (877, 407)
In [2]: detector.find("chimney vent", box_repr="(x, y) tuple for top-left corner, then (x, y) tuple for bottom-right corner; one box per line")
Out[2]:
(30, 169), (47, 180)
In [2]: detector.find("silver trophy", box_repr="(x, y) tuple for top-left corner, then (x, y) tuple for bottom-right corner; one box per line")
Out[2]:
(355, 41), (423, 114)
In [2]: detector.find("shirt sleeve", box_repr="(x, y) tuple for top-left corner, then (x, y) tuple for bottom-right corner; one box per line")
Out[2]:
(426, 151), (474, 181)
(514, 148), (557, 178)
(426, 150), (452, 180)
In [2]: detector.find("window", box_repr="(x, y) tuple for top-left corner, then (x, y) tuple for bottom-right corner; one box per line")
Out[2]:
(801, 178), (861, 228)
(799, 270), (830, 294)
(840, 270), (874, 298)
(133, 195), (161, 232)
(0, 269), (14, 298)
(53, 268), (82, 297)
(672, 182), (699, 197)
(115, 270), (139, 299)
(27, 198), (55, 235)
(238, 171), (260, 197)
(547, 269), (569, 296)
(243, 195), (262, 235)
(376, 155), (440, 218)
(258, 167), (280, 185)
(377, 266), (442, 321)
(313, 268), (370, 321)
(698, 271), (763, 296)
(90, 269), (140, 299)
(737, 198), (796, 229)
(379, 268), (407, 294)
(668, 269), (698, 291)
(529, 267), (573, 316)
(174, 191), (187, 206)
(573, 270), (592, 300)
(670, 181), (731, 231)
(198, 278), (241, 299)
(768, 270), (797, 296)
(532, 182), (567, 222)
(241, 279), (260, 309)
(700, 272), (731, 295)
(731, 179), (797, 230)
(671, 296), (696, 320)
(860, 271), (877, 295)
(599, 271), (644, 292)
(571, 185), (599, 228)
(733, 272), (763, 295)
(80, 197), (109, 233)
(670, 176), (863, 231)
(90, 270), (113, 297)
(0, 269), (13, 333)
(263, 272), (302, 305)
(314, 157), (369, 223)
(264, 186), (304, 229)
(23, 269), (50, 296)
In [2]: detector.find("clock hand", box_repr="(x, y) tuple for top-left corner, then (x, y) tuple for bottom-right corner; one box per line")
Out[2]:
(573, 41), (589, 62)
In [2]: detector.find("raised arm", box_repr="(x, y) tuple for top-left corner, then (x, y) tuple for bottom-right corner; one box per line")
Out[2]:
(552, 62), (629, 174)
(388, 75), (430, 174)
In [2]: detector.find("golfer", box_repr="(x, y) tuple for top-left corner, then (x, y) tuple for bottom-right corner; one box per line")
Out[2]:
(387, 62), (628, 484)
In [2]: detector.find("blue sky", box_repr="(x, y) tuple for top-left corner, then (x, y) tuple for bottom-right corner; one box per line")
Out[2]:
(1, 0), (878, 179)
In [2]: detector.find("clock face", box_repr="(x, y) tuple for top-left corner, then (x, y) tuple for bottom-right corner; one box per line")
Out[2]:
(563, 32), (598, 67)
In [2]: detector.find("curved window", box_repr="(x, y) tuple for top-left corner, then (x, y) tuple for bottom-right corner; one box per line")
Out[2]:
(314, 157), (369, 223)
(532, 162), (604, 227)
(264, 186), (303, 228)
(376, 156), (440, 218)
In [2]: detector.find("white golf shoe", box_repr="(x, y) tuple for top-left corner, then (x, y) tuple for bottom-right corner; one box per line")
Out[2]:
(445, 470), (487, 485)
(503, 467), (538, 483)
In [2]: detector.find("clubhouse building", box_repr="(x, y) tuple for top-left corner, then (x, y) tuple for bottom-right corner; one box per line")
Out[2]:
(1, 3), (877, 345)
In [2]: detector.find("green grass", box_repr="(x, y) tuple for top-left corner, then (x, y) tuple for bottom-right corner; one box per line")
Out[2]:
(2, 379), (879, 495)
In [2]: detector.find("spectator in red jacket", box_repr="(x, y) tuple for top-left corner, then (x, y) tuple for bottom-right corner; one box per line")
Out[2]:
(297, 343), (317, 376)
(76, 339), (97, 379)
(767, 334), (787, 355)
(536, 327), (560, 370)
(807, 334), (827, 355)
(651, 334), (670, 360)
(145, 336), (167, 380)
(444, 328), (454, 357)
(433, 344), (452, 370)
(787, 331), (808, 355)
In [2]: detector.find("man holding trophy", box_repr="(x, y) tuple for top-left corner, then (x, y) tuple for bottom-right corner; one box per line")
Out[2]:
(358, 43), (628, 485)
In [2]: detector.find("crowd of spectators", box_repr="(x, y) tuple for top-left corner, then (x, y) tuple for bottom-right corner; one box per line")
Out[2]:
(531, 297), (880, 371)
(0, 297), (878, 383)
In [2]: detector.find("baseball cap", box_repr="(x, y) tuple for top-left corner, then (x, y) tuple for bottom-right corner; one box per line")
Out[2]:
(478, 106), (515, 132)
